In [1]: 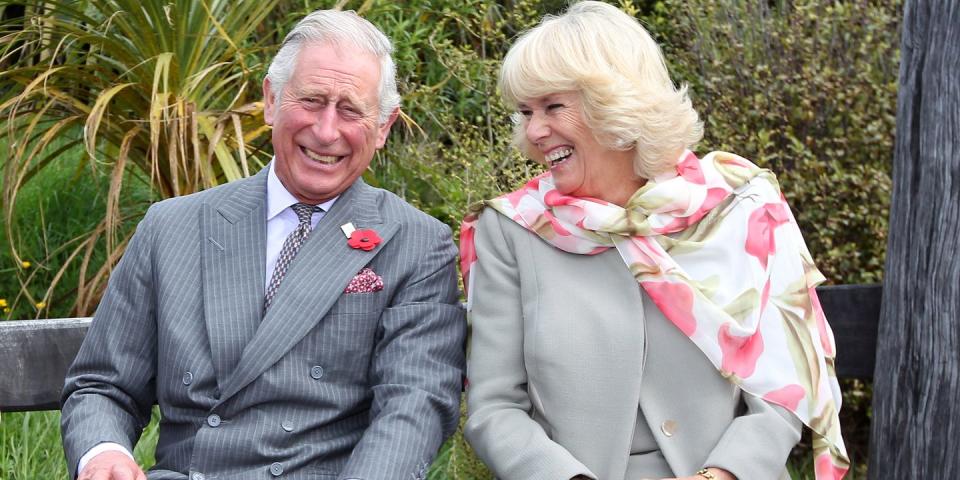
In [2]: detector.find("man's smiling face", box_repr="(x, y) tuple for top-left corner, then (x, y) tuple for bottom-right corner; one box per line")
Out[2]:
(264, 42), (396, 204)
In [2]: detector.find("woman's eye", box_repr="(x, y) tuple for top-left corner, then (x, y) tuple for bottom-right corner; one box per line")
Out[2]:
(546, 103), (564, 111)
(519, 109), (533, 118)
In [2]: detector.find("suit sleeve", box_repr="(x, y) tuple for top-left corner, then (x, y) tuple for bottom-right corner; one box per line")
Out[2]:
(463, 211), (596, 480)
(60, 206), (159, 479)
(339, 221), (466, 480)
(703, 391), (803, 478)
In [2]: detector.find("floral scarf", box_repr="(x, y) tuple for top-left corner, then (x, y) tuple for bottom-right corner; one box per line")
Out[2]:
(460, 150), (848, 479)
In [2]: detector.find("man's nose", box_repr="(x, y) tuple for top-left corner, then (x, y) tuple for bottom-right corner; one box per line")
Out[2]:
(525, 113), (549, 144)
(313, 106), (340, 144)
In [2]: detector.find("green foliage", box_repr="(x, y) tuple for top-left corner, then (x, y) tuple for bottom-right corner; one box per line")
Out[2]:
(428, 397), (494, 480)
(0, 411), (66, 479)
(0, 408), (159, 479)
(0, 139), (113, 320)
(1, 0), (279, 314)
(357, 0), (548, 231)
(651, 0), (900, 285)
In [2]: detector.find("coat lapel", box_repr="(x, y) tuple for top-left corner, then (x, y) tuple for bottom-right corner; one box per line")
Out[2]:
(201, 169), (268, 393)
(217, 179), (399, 403)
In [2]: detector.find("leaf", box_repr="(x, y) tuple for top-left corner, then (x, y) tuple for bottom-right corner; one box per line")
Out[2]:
(83, 82), (135, 159)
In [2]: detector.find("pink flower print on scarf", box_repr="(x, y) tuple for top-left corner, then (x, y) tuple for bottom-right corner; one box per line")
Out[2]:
(654, 187), (732, 234)
(718, 323), (765, 378)
(642, 280), (697, 336)
(676, 150), (707, 184)
(763, 384), (807, 411)
(817, 453), (850, 480)
(745, 202), (790, 268)
(809, 287), (836, 357)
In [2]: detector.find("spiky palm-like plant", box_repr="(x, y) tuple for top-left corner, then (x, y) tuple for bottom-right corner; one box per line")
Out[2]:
(1, 0), (277, 315)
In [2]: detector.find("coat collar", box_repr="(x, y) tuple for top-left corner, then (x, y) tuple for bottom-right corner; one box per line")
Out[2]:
(201, 169), (269, 391)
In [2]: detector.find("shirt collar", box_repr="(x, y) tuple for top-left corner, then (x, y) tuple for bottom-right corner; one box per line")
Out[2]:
(266, 159), (338, 221)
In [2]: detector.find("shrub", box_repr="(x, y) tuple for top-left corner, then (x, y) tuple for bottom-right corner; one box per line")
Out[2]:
(650, 0), (900, 286)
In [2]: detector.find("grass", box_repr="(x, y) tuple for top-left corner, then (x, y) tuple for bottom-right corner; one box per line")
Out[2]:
(0, 134), (110, 320)
(0, 408), (480, 479)
(0, 409), (159, 479)
(0, 131), (155, 321)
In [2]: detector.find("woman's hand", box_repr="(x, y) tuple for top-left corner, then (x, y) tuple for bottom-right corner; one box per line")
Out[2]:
(664, 467), (736, 480)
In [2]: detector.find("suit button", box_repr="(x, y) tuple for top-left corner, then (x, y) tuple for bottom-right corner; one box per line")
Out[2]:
(191, 472), (205, 480)
(270, 462), (284, 476)
(310, 365), (324, 379)
(281, 420), (294, 432)
(182, 371), (194, 386)
(207, 414), (221, 427)
(660, 420), (677, 437)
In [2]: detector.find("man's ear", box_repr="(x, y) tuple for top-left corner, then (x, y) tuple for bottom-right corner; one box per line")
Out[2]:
(263, 78), (276, 126)
(375, 108), (400, 149)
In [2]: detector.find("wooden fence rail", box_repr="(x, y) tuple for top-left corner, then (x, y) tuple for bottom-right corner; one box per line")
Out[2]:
(0, 284), (882, 412)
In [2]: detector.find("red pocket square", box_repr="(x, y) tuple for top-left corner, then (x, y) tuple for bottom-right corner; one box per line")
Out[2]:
(344, 267), (384, 294)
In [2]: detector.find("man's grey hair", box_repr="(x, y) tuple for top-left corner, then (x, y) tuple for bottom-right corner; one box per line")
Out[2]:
(266, 9), (401, 124)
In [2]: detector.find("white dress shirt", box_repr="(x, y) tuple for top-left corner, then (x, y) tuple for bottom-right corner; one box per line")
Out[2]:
(264, 161), (337, 289)
(78, 160), (338, 476)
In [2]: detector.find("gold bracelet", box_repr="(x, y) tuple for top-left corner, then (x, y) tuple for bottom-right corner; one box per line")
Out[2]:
(696, 469), (717, 480)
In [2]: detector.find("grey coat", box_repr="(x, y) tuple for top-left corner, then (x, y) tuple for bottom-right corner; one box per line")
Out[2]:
(61, 169), (466, 480)
(464, 209), (801, 480)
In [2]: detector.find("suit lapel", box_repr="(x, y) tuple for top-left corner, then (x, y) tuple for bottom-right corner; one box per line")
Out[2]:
(217, 179), (400, 403)
(201, 169), (268, 393)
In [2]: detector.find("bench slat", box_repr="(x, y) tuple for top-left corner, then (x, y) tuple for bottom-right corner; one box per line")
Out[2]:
(0, 285), (882, 412)
(0, 318), (91, 412)
(817, 284), (881, 379)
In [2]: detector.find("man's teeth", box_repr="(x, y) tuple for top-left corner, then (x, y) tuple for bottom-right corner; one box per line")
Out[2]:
(546, 147), (573, 165)
(303, 147), (339, 164)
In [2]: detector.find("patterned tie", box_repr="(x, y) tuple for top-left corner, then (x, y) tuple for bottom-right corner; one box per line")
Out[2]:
(264, 203), (321, 310)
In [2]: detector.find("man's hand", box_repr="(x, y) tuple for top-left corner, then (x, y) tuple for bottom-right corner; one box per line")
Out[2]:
(78, 451), (146, 480)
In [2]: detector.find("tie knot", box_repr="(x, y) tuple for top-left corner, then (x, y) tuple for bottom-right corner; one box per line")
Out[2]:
(290, 203), (319, 225)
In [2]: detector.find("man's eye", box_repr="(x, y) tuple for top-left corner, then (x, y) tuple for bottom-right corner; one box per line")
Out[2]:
(340, 106), (363, 118)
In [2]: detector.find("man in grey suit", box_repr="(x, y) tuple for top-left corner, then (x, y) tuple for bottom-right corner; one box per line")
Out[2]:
(61, 9), (465, 480)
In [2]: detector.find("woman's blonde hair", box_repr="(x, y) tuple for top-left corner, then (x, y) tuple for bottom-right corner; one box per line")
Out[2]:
(499, 1), (703, 178)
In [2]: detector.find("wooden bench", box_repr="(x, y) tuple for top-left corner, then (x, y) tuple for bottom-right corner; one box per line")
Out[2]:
(0, 285), (881, 412)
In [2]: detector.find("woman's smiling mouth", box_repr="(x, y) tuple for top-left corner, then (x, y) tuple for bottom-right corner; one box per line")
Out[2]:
(545, 147), (573, 167)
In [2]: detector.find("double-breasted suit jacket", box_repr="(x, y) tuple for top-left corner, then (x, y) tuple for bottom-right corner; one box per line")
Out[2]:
(464, 210), (801, 480)
(61, 168), (466, 479)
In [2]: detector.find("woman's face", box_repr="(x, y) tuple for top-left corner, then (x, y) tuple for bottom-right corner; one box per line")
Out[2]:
(518, 92), (641, 205)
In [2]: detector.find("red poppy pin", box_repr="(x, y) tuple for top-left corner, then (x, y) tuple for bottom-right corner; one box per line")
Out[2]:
(348, 228), (381, 251)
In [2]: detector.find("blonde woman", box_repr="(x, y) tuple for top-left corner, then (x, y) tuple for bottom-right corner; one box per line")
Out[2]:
(460, 2), (848, 479)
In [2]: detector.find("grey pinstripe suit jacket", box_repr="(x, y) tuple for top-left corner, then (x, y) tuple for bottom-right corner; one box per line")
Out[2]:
(61, 169), (466, 480)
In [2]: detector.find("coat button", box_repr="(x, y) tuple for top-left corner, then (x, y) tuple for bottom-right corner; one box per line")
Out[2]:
(310, 365), (324, 379)
(182, 371), (194, 386)
(270, 462), (284, 476)
(281, 420), (294, 432)
(191, 472), (205, 480)
(207, 414), (221, 427)
(660, 420), (677, 437)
